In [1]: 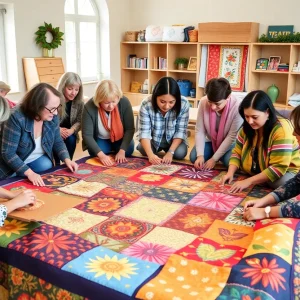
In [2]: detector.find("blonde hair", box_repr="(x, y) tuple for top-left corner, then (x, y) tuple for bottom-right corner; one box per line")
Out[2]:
(57, 72), (83, 104)
(0, 96), (10, 123)
(93, 80), (123, 107)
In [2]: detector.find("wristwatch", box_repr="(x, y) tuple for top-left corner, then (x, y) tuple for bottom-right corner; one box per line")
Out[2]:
(265, 206), (271, 218)
(168, 149), (175, 155)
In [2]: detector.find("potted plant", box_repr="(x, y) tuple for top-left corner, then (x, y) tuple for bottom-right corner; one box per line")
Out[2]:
(174, 57), (189, 70)
(35, 22), (64, 57)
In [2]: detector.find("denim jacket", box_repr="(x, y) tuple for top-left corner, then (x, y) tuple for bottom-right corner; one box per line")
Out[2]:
(0, 108), (69, 179)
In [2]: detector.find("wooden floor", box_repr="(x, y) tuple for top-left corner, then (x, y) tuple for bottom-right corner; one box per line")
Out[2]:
(73, 131), (195, 164)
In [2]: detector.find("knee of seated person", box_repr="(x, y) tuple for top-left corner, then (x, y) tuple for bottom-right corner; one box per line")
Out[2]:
(189, 147), (197, 163)
(174, 145), (188, 160)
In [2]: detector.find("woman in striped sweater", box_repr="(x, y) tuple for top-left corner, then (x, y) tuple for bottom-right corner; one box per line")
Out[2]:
(221, 90), (300, 193)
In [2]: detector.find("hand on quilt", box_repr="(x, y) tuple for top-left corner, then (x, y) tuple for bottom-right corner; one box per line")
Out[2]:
(243, 207), (266, 221)
(65, 159), (79, 172)
(194, 155), (205, 169)
(149, 154), (162, 165)
(229, 178), (252, 193)
(220, 172), (234, 185)
(115, 150), (127, 163)
(202, 158), (216, 170)
(97, 152), (115, 166)
(162, 152), (173, 164)
(26, 169), (45, 186)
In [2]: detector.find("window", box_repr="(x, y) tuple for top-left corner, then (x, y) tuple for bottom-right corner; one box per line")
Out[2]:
(0, 8), (7, 82)
(64, 0), (100, 82)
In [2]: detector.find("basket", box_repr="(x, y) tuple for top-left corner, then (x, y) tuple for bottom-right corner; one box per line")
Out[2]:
(188, 30), (198, 42)
(124, 31), (138, 42)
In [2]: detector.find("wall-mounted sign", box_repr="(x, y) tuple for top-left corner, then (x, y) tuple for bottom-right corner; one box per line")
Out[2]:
(267, 25), (294, 39)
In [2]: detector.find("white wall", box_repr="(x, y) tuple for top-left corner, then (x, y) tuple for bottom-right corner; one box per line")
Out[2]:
(129, 0), (300, 34)
(2, 0), (130, 102)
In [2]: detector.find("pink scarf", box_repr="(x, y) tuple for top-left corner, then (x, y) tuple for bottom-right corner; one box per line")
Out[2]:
(209, 96), (232, 152)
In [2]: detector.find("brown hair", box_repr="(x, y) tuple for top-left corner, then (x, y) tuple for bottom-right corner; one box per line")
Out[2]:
(290, 105), (300, 135)
(205, 77), (232, 102)
(20, 83), (64, 121)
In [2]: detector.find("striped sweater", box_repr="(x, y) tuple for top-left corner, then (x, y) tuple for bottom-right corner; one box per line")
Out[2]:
(229, 118), (300, 182)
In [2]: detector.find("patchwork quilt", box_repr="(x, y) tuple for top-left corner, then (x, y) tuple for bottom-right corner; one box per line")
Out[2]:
(0, 156), (300, 300)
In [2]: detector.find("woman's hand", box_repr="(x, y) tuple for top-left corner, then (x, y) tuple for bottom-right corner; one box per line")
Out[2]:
(65, 158), (78, 172)
(243, 207), (266, 221)
(98, 152), (114, 166)
(60, 127), (69, 140)
(203, 158), (216, 170)
(26, 169), (45, 186)
(162, 152), (173, 164)
(194, 156), (204, 169)
(149, 154), (162, 165)
(115, 149), (127, 163)
(6, 189), (36, 213)
(229, 178), (252, 193)
(220, 173), (234, 185)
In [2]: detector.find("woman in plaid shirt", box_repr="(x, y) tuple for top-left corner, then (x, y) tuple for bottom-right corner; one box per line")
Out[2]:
(137, 77), (189, 165)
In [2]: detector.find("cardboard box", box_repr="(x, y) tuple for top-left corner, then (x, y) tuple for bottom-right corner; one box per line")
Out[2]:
(198, 22), (259, 43)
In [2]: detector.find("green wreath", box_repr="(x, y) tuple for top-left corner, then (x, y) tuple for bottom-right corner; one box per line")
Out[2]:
(35, 22), (64, 50)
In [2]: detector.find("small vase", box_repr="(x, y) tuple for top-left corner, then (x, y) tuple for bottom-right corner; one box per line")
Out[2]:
(177, 63), (186, 70)
(42, 48), (55, 58)
(267, 84), (279, 103)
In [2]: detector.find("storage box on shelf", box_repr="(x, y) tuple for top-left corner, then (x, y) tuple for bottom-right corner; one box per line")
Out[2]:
(23, 57), (64, 91)
(248, 43), (300, 108)
(121, 42), (201, 108)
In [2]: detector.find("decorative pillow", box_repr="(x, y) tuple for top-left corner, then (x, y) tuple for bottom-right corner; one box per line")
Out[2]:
(145, 25), (163, 42)
(162, 26), (185, 42)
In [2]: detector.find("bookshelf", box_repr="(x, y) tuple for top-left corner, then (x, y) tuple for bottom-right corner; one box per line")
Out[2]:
(121, 41), (300, 109)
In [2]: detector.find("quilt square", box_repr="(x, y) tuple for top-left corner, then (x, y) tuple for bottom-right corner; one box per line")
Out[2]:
(172, 166), (219, 182)
(114, 181), (153, 195)
(141, 164), (183, 175)
(103, 167), (139, 177)
(140, 227), (197, 250)
(161, 177), (208, 193)
(225, 207), (255, 227)
(162, 206), (228, 235)
(116, 158), (150, 170)
(189, 191), (243, 212)
(201, 220), (253, 248)
(45, 208), (108, 234)
(80, 231), (130, 252)
(50, 190), (86, 200)
(76, 196), (132, 216)
(8, 224), (96, 268)
(58, 180), (108, 198)
(88, 216), (155, 244)
(239, 196), (259, 207)
(99, 187), (140, 201)
(127, 171), (172, 186)
(247, 185), (273, 198)
(116, 196), (183, 225)
(85, 156), (116, 167)
(202, 181), (251, 198)
(0, 218), (41, 248)
(41, 174), (79, 188)
(176, 237), (247, 267)
(121, 241), (176, 265)
(136, 254), (231, 300)
(53, 164), (107, 179)
(62, 246), (160, 297)
(143, 187), (196, 204)
(3, 181), (53, 194)
(84, 173), (127, 188)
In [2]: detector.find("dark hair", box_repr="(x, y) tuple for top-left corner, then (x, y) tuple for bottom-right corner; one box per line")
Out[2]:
(20, 83), (64, 121)
(290, 105), (300, 135)
(205, 77), (232, 102)
(239, 90), (279, 149)
(151, 77), (181, 117)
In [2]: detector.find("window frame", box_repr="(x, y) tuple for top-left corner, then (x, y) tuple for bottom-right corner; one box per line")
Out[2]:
(0, 8), (7, 82)
(64, 0), (100, 82)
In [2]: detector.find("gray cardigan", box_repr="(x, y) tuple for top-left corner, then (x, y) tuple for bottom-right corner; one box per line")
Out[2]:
(82, 97), (134, 156)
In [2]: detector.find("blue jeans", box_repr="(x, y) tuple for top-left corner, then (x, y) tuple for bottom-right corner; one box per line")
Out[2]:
(189, 142), (234, 167)
(90, 138), (135, 157)
(26, 155), (53, 173)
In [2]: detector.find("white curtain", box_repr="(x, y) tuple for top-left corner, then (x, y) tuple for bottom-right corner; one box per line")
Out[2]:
(0, 8), (7, 81)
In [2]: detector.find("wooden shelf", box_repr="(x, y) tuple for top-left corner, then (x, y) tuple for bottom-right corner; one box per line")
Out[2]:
(168, 69), (198, 73)
(122, 67), (148, 71)
(252, 70), (289, 74)
(291, 72), (300, 75)
(149, 69), (167, 71)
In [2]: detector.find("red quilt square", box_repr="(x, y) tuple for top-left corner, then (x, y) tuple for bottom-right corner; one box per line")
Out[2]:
(128, 171), (172, 185)
(3, 181), (53, 193)
(162, 205), (227, 235)
(99, 187), (140, 201)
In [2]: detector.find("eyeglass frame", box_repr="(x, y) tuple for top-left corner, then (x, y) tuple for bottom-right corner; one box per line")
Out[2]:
(44, 104), (62, 114)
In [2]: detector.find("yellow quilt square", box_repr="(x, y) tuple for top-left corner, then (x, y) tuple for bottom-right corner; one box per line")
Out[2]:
(161, 177), (208, 193)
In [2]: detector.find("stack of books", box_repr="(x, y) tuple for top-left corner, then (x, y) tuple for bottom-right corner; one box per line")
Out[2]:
(277, 63), (289, 72)
(127, 54), (148, 69)
(153, 57), (167, 70)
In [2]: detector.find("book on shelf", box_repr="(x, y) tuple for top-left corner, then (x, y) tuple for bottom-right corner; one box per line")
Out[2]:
(127, 54), (148, 69)
(153, 56), (167, 70)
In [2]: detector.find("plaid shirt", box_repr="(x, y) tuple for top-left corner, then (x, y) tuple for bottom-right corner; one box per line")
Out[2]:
(138, 96), (189, 150)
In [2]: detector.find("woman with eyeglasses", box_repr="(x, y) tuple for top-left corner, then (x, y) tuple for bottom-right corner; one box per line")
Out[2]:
(221, 90), (300, 193)
(243, 104), (300, 221)
(0, 83), (78, 186)
(55, 72), (84, 163)
(190, 78), (243, 170)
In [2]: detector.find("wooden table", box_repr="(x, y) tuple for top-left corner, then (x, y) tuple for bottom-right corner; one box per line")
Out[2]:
(132, 106), (198, 126)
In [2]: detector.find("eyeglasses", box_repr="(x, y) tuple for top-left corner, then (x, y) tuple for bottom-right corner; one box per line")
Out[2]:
(44, 104), (62, 114)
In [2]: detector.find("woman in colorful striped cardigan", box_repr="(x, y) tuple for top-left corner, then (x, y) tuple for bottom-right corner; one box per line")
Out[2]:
(221, 90), (300, 193)
(243, 105), (300, 220)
